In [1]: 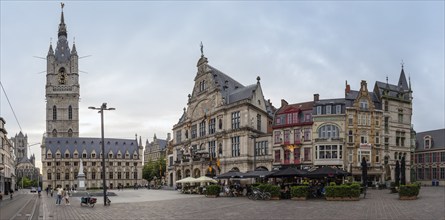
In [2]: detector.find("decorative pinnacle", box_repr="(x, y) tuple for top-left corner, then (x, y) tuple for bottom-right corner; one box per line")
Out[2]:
(401, 59), (404, 69)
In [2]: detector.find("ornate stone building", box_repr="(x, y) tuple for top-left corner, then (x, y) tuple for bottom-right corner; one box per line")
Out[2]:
(144, 134), (170, 164)
(345, 80), (384, 183)
(272, 99), (314, 170)
(373, 66), (413, 183)
(414, 128), (445, 186)
(312, 94), (346, 169)
(0, 117), (15, 195)
(167, 49), (275, 187)
(41, 6), (143, 190)
(10, 132), (40, 185)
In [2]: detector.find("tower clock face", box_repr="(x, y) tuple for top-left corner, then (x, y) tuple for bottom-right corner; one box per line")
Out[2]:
(58, 68), (67, 84)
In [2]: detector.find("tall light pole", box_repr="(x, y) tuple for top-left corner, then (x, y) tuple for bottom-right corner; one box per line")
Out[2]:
(89, 103), (115, 206)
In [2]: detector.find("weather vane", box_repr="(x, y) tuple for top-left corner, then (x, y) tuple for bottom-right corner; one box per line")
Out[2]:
(200, 41), (204, 57)
(401, 59), (404, 69)
(61, 2), (65, 11)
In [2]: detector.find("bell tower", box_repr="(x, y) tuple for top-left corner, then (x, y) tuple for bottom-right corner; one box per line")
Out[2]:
(45, 3), (79, 138)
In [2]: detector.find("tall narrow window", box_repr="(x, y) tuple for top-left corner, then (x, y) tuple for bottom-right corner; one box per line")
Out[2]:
(68, 105), (73, 120)
(326, 105), (332, 114)
(384, 101), (389, 112)
(316, 106), (322, 115)
(231, 136), (240, 157)
(199, 121), (206, 137)
(257, 114), (261, 131)
(231, 111), (240, 129)
(336, 105), (341, 114)
(53, 106), (57, 120)
(209, 118), (216, 134)
(398, 109), (403, 123)
(348, 130), (353, 143)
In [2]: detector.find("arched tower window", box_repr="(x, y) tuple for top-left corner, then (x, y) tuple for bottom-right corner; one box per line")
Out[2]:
(53, 106), (57, 120)
(68, 105), (73, 120)
(68, 129), (73, 137)
(52, 129), (57, 137)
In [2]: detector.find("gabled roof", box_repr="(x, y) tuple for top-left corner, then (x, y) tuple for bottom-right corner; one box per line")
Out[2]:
(375, 81), (411, 101)
(276, 101), (313, 115)
(415, 129), (445, 151)
(345, 90), (382, 109)
(44, 137), (139, 159)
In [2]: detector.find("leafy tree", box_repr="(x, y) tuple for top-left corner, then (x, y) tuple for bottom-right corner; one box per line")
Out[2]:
(142, 157), (167, 183)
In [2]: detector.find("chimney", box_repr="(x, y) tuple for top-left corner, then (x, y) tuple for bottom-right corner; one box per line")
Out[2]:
(345, 80), (350, 95)
(281, 99), (288, 107)
(314, 94), (319, 101)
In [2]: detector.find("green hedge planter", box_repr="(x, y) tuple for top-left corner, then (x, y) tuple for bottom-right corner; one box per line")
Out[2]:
(290, 186), (309, 200)
(399, 184), (419, 200)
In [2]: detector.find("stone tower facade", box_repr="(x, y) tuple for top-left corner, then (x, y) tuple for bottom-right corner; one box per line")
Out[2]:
(45, 6), (79, 138)
(10, 132), (29, 161)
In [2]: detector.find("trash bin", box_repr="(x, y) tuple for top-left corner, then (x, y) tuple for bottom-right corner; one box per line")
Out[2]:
(432, 180), (435, 186)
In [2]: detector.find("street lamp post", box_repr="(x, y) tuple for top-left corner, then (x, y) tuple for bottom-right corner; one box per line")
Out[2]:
(89, 103), (115, 206)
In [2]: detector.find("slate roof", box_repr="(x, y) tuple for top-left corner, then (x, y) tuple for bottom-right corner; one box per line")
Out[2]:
(44, 137), (140, 159)
(276, 101), (313, 115)
(375, 81), (411, 101)
(345, 90), (382, 109)
(314, 98), (345, 105)
(415, 129), (445, 151)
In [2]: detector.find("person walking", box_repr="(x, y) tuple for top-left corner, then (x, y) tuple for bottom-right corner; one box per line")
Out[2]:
(56, 187), (63, 205)
(64, 188), (70, 205)
(50, 188), (54, 197)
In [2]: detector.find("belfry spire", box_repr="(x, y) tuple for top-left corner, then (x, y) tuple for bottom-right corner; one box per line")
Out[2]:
(58, 2), (67, 37)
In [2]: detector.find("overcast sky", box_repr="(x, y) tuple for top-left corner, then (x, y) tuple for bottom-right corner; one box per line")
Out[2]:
(1, 1), (444, 171)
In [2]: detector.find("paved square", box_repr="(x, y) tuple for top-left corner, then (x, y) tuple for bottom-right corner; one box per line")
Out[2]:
(39, 187), (445, 220)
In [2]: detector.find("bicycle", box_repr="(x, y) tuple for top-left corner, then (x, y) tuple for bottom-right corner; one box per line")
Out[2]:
(248, 188), (271, 200)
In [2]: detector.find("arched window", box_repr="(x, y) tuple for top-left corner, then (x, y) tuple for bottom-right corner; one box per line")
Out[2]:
(53, 106), (57, 120)
(318, 124), (340, 139)
(52, 129), (57, 137)
(68, 105), (73, 120)
(68, 129), (73, 137)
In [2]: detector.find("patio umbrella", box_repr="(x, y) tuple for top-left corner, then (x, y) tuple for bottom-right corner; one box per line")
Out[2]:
(195, 176), (218, 183)
(395, 160), (400, 187)
(269, 167), (307, 178)
(175, 177), (197, 183)
(215, 170), (245, 179)
(306, 166), (350, 178)
(401, 157), (406, 185)
(243, 169), (275, 178)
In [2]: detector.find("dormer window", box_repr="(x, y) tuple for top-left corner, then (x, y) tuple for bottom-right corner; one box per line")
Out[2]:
(65, 153), (70, 158)
(47, 152), (52, 159)
(424, 136), (432, 149)
(91, 153), (96, 159)
(82, 153), (87, 158)
(359, 99), (368, 110)
(56, 153), (61, 159)
(109, 153), (113, 158)
(74, 152), (78, 158)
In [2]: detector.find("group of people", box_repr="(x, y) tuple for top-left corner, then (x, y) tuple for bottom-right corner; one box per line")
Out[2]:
(48, 186), (71, 205)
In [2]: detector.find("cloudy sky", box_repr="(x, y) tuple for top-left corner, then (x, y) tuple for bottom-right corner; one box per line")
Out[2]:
(1, 1), (444, 170)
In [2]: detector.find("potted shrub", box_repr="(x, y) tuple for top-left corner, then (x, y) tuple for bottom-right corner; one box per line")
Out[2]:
(325, 183), (360, 201)
(389, 182), (398, 193)
(258, 184), (281, 200)
(291, 186), (309, 200)
(399, 184), (419, 200)
(205, 185), (221, 198)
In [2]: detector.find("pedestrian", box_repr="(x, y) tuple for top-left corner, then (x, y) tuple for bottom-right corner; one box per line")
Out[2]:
(46, 187), (49, 196)
(50, 188), (54, 197)
(56, 187), (63, 205)
(64, 189), (70, 205)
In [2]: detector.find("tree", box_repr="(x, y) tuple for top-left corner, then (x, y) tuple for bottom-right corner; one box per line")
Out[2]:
(142, 157), (167, 183)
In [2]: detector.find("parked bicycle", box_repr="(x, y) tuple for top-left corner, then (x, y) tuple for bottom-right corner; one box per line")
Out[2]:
(248, 188), (271, 200)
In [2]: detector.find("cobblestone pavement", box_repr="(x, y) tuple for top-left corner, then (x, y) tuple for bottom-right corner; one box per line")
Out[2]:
(38, 187), (445, 220)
